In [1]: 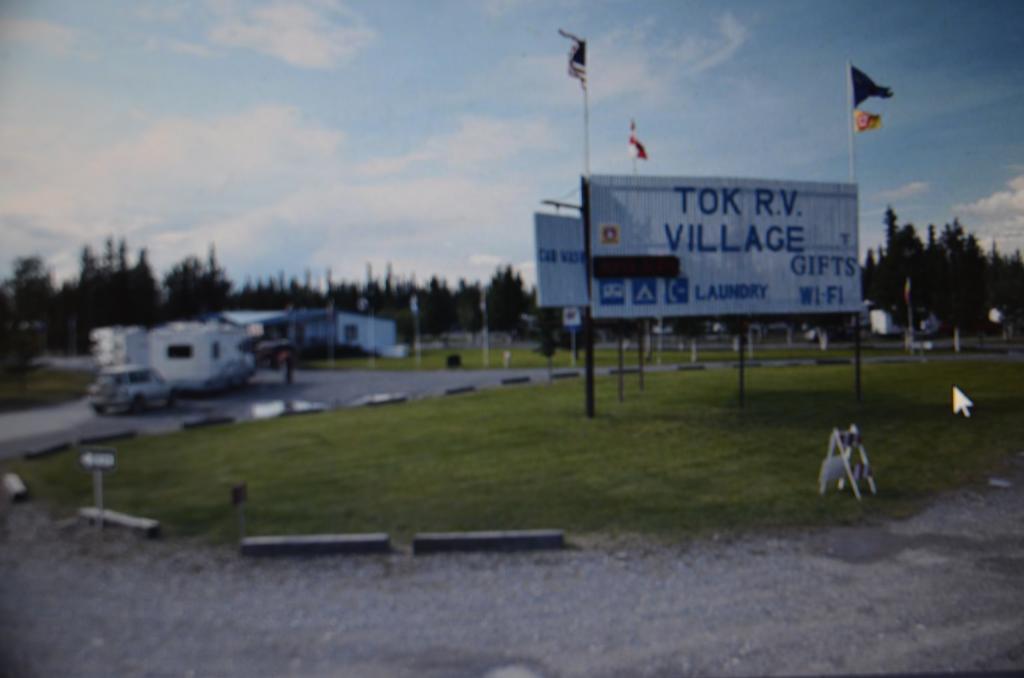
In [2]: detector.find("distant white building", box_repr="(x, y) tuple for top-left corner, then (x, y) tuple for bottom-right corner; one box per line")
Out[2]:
(210, 309), (399, 355)
(869, 309), (902, 336)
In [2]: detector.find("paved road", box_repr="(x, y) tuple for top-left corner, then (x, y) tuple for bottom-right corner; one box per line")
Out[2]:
(3, 352), (1021, 461)
(2, 455), (1022, 677)
(0, 367), (559, 460)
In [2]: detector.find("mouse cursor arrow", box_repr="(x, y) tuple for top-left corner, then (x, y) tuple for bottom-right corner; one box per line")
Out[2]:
(952, 385), (973, 418)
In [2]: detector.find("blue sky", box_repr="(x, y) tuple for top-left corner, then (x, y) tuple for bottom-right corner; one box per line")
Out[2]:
(1, 0), (1022, 288)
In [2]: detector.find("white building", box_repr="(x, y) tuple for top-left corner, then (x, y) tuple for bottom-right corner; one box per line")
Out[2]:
(212, 309), (399, 355)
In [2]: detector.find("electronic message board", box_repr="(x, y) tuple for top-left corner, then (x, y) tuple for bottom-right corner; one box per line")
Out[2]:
(588, 175), (860, 319)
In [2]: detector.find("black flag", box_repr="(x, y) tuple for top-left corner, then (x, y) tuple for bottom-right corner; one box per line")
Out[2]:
(851, 65), (893, 107)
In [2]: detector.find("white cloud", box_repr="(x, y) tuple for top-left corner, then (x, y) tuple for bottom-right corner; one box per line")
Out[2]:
(355, 115), (556, 177)
(494, 13), (750, 108)
(145, 36), (214, 57)
(0, 104), (555, 284)
(0, 19), (79, 56)
(667, 12), (749, 75)
(208, 0), (375, 69)
(0, 105), (344, 278)
(953, 175), (1024, 254)
(877, 181), (929, 202)
(469, 253), (503, 268)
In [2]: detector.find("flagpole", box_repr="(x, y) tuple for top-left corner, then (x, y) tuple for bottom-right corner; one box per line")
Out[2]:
(847, 59), (856, 183)
(583, 81), (591, 178)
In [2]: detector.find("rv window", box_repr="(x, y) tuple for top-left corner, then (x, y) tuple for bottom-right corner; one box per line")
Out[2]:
(129, 370), (149, 384)
(167, 344), (193, 359)
(212, 341), (220, 360)
(344, 324), (358, 343)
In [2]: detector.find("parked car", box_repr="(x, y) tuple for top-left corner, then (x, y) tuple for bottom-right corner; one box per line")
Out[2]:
(88, 364), (175, 414)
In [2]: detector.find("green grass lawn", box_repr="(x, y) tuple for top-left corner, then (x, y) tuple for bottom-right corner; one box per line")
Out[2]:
(0, 368), (93, 413)
(9, 361), (1022, 544)
(306, 345), (910, 371)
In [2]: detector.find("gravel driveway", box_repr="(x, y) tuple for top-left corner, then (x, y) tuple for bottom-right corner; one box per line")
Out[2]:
(2, 456), (1023, 678)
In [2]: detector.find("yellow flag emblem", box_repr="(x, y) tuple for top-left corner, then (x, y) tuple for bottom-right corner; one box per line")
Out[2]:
(854, 109), (882, 132)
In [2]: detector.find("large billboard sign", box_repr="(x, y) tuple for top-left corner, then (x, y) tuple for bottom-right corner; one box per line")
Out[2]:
(589, 175), (860, 319)
(535, 212), (588, 308)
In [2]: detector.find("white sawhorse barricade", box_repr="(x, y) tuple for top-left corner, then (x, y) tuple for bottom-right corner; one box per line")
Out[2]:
(818, 424), (877, 500)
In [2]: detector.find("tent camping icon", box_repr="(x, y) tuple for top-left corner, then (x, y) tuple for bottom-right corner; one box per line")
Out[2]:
(632, 278), (657, 305)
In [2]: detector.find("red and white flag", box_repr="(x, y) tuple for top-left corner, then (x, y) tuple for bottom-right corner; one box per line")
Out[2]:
(629, 120), (648, 160)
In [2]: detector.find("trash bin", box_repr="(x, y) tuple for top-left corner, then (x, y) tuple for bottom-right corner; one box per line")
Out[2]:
(446, 354), (462, 368)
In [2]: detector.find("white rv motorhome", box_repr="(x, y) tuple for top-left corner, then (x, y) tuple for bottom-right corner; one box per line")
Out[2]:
(148, 322), (254, 392)
(90, 326), (150, 367)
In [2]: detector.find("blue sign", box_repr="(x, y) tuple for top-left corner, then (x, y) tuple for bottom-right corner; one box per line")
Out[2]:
(632, 278), (657, 305)
(534, 213), (588, 308)
(599, 278), (626, 306)
(666, 277), (689, 304)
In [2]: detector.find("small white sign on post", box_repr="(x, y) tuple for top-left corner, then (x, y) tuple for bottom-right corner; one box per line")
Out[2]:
(562, 307), (582, 331)
(79, 446), (117, 531)
(818, 425), (876, 500)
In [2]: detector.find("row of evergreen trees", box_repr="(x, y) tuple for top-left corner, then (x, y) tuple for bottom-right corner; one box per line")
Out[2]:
(2, 210), (1022, 362)
(0, 238), (532, 358)
(862, 208), (1023, 335)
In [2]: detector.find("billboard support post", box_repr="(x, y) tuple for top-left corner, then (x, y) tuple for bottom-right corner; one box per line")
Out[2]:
(637, 320), (645, 392)
(581, 176), (595, 418)
(617, 322), (625, 402)
(738, 323), (746, 409)
(854, 312), (862, 402)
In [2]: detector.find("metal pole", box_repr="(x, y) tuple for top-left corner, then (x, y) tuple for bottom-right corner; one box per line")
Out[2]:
(637, 320), (644, 392)
(94, 470), (103, 532)
(854, 313), (862, 402)
(482, 293), (489, 368)
(370, 307), (376, 368)
(738, 326), (746, 409)
(570, 329), (576, 367)
(907, 288), (914, 355)
(617, 322), (624, 403)
(583, 75), (590, 178)
(327, 300), (335, 368)
(847, 60), (856, 183)
(582, 176), (595, 418)
(656, 317), (662, 365)
(414, 306), (421, 368)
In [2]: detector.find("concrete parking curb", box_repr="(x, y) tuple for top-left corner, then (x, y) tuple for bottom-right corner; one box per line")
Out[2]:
(677, 365), (706, 371)
(412, 529), (565, 555)
(23, 440), (73, 460)
(609, 368), (639, 375)
(80, 430), (137, 445)
(240, 534), (391, 557)
(78, 507), (161, 538)
(551, 372), (580, 380)
(352, 393), (408, 407)
(445, 386), (476, 396)
(3, 473), (28, 502)
(182, 416), (236, 430)
(501, 376), (531, 385)
(815, 358), (852, 365)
